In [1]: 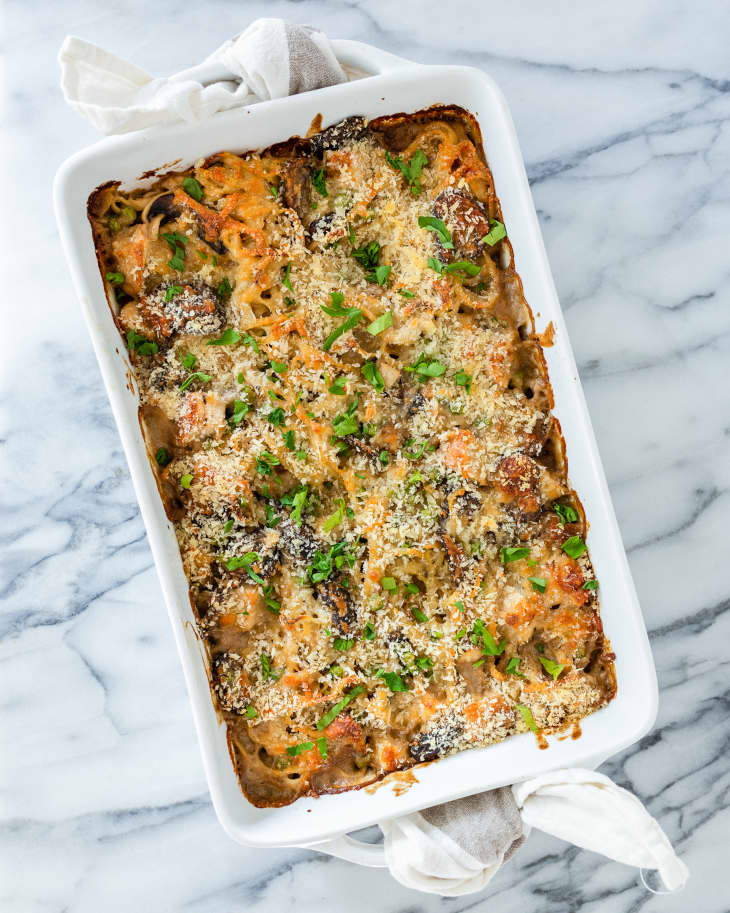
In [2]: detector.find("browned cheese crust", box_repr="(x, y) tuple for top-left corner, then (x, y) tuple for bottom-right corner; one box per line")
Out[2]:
(88, 106), (616, 808)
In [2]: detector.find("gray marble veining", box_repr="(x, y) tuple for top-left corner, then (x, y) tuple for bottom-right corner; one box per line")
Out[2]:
(2, 1), (729, 910)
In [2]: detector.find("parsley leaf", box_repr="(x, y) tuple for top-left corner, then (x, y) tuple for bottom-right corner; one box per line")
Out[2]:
(361, 360), (385, 392)
(282, 263), (293, 291)
(207, 327), (241, 346)
(404, 352), (446, 380)
(505, 656), (524, 677)
(377, 670), (408, 692)
(366, 311), (393, 336)
(582, 579), (599, 591)
(216, 277), (232, 301)
(562, 536), (587, 559)
(182, 176), (203, 201)
(501, 546), (530, 564)
(363, 622), (376, 641)
(538, 655), (565, 681)
(242, 332), (260, 353)
(453, 370), (472, 393)
(482, 219), (507, 246)
(180, 474), (193, 489)
(226, 551), (265, 584)
(385, 148), (428, 194)
(398, 288), (415, 298)
(553, 502), (579, 525)
(126, 330), (159, 356)
(290, 487), (307, 526)
(316, 684), (365, 730)
(323, 499), (346, 532)
(229, 400), (249, 427)
(255, 452), (280, 475)
(418, 216), (454, 249)
(516, 704), (538, 732)
(106, 271), (124, 285)
(529, 576), (547, 593)
(287, 741), (315, 757)
(179, 371), (211, 392)
(164, 285), (182, 302)
(155, 447), (170, 466)
(332, 398), (360, 438)
(312, 168), (328, 197)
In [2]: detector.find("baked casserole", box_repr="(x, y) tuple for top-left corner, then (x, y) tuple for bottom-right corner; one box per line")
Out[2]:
(89, 106), (616, 807)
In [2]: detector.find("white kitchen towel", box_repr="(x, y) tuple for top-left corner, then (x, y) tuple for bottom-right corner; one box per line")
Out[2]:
(59, 18), (346, 134)
(381, 768), (689, 897)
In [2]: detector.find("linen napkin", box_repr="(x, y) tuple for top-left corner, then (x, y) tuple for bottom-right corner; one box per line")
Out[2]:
(58, 20), (689, 897)
(381, 768), (689, 896)
(59, 18), (346, 134)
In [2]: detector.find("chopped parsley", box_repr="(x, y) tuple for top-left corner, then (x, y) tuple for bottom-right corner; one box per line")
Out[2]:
(529, 576), (547, 593)
(215, 278), (232, 302)
(106, 271), (125, 285)
(363, 622), (376, 641)
(226, 551), (265, 584)
(260, 653), (279, 681)
(472, 619), (506, 656)
(316, 684), (365, 730)
(482, 219), (507, 246)
(155, 447), (171, 466)
(403, 438), (433, 460)
(270, 359), (287, 374)
(290, 487), (307, 526)
(398, 288), (415, 298)
(377, 670), (408, 692)
(582, 579), (599, 591)
(412, 607), (428, 623)
(312, 167), (328, 197)
(381, 577), (397, 592)
(179, 371), (212, 392)
(385, 148), (428, 194)
(126, 330), (158, 356)
(404, 352), (446, 380)
(162, 231), (186, 271)
(562, 536), (587, 559)
(333, 636), (354, 651)
(554, 502), (579, 525)
(321, 292), (362, 352)
(366, 311), (393, 336)
(505, 656), (524, 678)
(417, 216), (454, 249)
(352, 240), (388, 284)
(180, 352), (197, 371)
(538, 655), (565, 681)
(164, 285), (182, 302)
(516, 704), (538, 732)
(266, 407), (286, 427)
(229, 400), (249, 427)
(207, 327), (240, 346)
(323, 499), (346, 532)
(328, 375), (348, 396)
(332, 397), (360, 438)
(427, 258), (481, 278)
(255, 452), (280, 475)
(282, 263), (293, 290)
(286, 741), (315, 756)
(180, 474), (193, 489)
(307, 541), (355, 584)
(182, 176), (203, 201)
(453, 370), (472, 394)
(361, 360), (385, 393)
(245, 705), (257, 719)
(283, 429), (296, 450)
(501, 546), (530, 564)
(242, 332), (260, 353)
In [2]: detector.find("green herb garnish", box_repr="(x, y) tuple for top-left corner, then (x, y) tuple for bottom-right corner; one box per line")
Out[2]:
(316, 684), (365, 730)
(562, 536), (587, 559)
(182, 176), (203, 201)
(366, 311), (393, 336)
(418, 216), (454, 249)
(501, 546), (530, 564)
(207, 327), (240, 346)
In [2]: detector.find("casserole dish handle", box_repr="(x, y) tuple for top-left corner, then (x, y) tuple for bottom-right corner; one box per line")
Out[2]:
(329, 39), (417, 77)
(304, 833), (387, 867)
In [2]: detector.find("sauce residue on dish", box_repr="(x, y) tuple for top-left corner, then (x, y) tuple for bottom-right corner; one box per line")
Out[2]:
(538, 321), (556, 347)
(365, 768), (419, 797)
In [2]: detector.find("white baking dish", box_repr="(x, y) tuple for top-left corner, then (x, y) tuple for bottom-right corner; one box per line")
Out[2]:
(54, 40), (657, 865)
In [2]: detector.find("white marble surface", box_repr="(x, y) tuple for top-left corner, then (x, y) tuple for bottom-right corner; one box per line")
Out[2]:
(2, 1), (729, 910)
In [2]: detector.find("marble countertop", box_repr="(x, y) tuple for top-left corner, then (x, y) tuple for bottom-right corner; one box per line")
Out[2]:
(3, 1), (729, 910)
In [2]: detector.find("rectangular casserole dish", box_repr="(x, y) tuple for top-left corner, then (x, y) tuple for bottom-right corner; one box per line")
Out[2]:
(54, 40), (657, 852)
